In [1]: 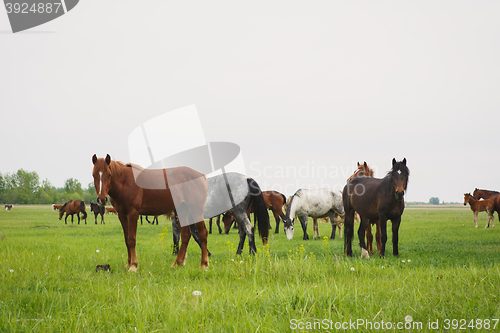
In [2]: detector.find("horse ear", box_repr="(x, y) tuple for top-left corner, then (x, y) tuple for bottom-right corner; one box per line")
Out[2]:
(105, 154), (111, 165)
(92, 154), (98, 165)
(392, 158), (396, 167)
(357, 162), (361, 167)
(402, 158), (407, 165)
(364, 161), (368, 169)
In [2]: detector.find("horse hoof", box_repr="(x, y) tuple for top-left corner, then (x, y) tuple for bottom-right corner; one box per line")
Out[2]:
(127, 265), (138, 272)
(361, 248), (370, 259)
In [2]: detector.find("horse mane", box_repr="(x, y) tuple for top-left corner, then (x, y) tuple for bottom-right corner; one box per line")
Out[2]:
(108, 160), (125, 177)
(474, 188), (499, 194)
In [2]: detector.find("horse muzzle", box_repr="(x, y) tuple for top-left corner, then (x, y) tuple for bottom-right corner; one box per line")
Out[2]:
(97, 197), (108, 206)
(395, 191), (405, 200)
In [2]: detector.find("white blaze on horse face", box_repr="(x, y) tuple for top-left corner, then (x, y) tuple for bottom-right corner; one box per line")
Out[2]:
(397, 170), (401, 175)
(284, 223), (294, 240)
(99, 172), (103, 195)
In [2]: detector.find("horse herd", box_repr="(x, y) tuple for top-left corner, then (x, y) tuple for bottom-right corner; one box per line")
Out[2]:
(463, 189), (500, 228)
(87, 154), (411, 272)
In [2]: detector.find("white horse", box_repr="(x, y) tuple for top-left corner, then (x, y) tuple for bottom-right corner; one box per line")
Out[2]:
(283, 188), (344, 240)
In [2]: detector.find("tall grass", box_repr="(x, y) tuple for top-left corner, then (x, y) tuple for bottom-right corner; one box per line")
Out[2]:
(1, 205), (499, 332)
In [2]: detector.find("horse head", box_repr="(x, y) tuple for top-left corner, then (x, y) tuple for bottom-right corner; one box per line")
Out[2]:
(92, 154), (112, 206)
(463, 193), (471, 206)
(58, 202), (67, 220)
(283, 217), (294, 240)
(391, 158), (409, 201)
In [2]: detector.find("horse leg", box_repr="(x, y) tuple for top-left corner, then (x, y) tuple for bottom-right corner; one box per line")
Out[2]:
(474, 212), (478, 228)
(379, 216), (388, 257)
(273, 210), (281, 234)
(374, 220), (382, 254)
(125, 211), (139, 271)
(357, 217), (369, 259)
(171, 216), (180, 255)
(194, 220), (209, 268)
(365, 222), (373, 255)
(234, 208), (255, 254)
(328, 212), (337, 240)
(344, 210), (355, 257)
(391, 217), (401, 257)
(208, 217), (213, 234)
(216, 215), (222, 234)
(313, 218), (319, 239)
(64, 213), (68, 224)
(94, 212), (98, 224)
(117, 213), (132, 269)
(172, 224), (191, 267)
(298, 215), (309, 240)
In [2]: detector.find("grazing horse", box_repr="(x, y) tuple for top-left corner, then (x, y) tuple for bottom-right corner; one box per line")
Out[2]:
(5, 204), (13, 211)
(140, 215), (159, 225)
(346, 161), (381, 255)
(105, 207), (117, 214)
(283, 188), (344, 240)
(343, 158), (409, 258)
(52, 204), (62, 211)
(90, 203), (105, 224)
(59, 200), (87, 224)
(92, 154), (208, 271)
(473, 189), (500, 223)
(464, 193), (495, 228)
(248, 190), (286, 234)
(172, 173), (269, 255)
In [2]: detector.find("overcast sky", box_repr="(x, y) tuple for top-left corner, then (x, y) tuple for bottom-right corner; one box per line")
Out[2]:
(1, 1), (499, 203)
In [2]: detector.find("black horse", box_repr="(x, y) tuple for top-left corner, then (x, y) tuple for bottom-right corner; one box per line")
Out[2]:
(91, 203), (105, 224)
(343, 158), (409, 258)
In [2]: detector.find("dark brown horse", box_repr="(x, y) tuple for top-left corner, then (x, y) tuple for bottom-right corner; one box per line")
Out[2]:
(473, 189), (500, 223)
(92, 154), (208, 271)
(90, 202), (105, 224)
(463, 193), (495, 228)
(343, 158), (409, 258)
(59, 200), (87, 224)
(346, 161), (381, 255)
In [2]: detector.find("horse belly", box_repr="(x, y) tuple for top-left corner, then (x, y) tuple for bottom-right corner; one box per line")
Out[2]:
(140, 190), (175, 215)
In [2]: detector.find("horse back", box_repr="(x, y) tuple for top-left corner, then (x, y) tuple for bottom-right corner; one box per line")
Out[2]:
(114, 165), (206, 217)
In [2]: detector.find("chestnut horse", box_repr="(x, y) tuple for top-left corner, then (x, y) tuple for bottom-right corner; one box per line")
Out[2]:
(92, 154), (208, 271)
(463, 193), (495, 228)
(472, 188), (500, 223)
(346, 161), (381, 255)
(343, 158), (409, 258)
(247, 190), (286, 233)
(59, 200), (87, 224)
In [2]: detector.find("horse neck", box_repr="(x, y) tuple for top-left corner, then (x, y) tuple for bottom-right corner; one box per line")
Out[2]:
(108, 163), (129, 199)
(285, 195), (300, 219)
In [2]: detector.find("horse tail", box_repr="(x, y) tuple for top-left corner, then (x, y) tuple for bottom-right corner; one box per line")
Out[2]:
(247, 178), (269, 245)
(80, 201), (87, 219)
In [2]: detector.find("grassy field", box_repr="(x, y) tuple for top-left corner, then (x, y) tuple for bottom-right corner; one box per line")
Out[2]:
(1, 205), (499, 332)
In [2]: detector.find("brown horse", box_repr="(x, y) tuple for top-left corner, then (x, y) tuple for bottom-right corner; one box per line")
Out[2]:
(52, 204), (62, 211)
(248, 190), (286, 233)
(463, 193), (495, 228)
(92, 154), (208, 271)
(472, 188), (500, 223)
(346, 161), (381, 255)
(343, 158), (409, 258)
(59, 200), (87, 224)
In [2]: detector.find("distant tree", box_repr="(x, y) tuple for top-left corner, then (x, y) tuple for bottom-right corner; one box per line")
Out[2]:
(64, 178), (82, 195)
(429, 197), (440, 205)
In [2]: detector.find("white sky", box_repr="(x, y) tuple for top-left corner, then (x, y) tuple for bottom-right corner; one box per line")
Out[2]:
(1, 1), (499, 202)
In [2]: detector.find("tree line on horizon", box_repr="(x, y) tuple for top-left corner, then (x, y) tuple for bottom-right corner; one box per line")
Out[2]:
(0, 169), (95, 204)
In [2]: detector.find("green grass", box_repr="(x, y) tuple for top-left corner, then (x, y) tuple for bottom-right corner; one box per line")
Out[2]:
(1, 205), (500, 332)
